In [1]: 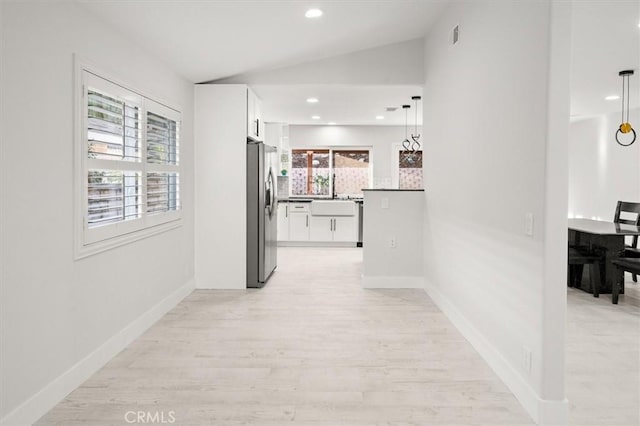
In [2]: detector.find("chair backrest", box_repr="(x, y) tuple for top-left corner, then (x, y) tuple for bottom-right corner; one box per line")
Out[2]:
(614, 201), (640, 247)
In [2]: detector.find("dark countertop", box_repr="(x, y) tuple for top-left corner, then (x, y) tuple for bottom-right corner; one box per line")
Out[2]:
(279, 198), (363, 203)
(362, 189), (425, 192)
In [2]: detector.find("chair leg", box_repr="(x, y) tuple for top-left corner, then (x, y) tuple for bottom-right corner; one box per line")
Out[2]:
(575, 265), (584, 289)
(612, 268), (622, 304)
(568, 265), (574, 288)
(590, 263), (600, 298)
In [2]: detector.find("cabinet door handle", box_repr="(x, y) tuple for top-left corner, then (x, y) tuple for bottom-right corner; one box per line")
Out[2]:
(286, 205), (288, 218)
(306, 215), (309, 227)
(330, 219), (333, 231)
(333, 218), (336, 231)
(256, 118), (260, 137)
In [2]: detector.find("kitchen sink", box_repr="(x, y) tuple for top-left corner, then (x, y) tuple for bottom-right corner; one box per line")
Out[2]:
(311, 200), (356, 216)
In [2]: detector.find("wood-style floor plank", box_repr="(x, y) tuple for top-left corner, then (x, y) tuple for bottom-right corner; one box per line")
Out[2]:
(37, 248), (538, 425)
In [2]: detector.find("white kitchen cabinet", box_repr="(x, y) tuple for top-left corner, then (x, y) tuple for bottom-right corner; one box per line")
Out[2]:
(247, 88), (263, 141)
(309, 216), (333, 241)
(287, 203), (310, 241)
(277, 203), (289, 241)
(309, 215), (356, 242)
(333, 216), (357, 242)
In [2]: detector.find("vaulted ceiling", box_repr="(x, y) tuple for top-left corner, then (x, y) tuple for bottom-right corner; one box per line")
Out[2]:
(78, 0), (447, 83)
(76, 1), (640, 125)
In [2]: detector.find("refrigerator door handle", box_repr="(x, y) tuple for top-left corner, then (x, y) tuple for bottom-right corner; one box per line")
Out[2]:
(265, 167), (275, 219)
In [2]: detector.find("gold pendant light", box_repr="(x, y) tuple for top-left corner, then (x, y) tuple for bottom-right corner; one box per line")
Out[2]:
(616, 69), (636, 147)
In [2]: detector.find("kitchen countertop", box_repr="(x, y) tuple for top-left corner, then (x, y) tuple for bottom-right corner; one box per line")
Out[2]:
(279, 198), (363, 203)
(362, 189), (425, 192)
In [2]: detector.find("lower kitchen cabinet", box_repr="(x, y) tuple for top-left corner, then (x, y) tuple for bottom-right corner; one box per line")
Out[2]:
(277, 201), (358, 245)
(287, 202), (311, 241)
(332, 216), (357, 242)
(309, 216), (356, 242)
(309, 216), (333, 241)
(277, 203), (289, 241)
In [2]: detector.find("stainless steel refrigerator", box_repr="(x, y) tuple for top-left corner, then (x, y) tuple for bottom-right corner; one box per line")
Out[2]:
(247, 141), (278, 288)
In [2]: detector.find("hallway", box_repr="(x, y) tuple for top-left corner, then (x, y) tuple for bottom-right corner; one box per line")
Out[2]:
(38, 248), (532, 425)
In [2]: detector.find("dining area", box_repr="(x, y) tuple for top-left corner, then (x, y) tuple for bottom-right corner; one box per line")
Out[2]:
(568, 201), (640, 304)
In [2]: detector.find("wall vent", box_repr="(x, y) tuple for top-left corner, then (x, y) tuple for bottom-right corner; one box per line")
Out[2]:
(452, 24), (459, 45)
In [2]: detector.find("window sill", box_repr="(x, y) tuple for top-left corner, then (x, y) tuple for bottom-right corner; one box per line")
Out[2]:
(75, 218), (183, 260)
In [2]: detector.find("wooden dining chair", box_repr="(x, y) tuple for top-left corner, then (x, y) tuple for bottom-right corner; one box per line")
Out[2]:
(611, 258), (640, 304)
(568, 247), (604, 298)
(614, 201), (640, 282)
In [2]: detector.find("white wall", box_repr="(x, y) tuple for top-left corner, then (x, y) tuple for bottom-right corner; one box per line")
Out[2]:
(0, 2), (195, 423)
(362, 190), (424, 288)
(421, 1), (569, 424)
(194, 85), (247, 289)
(569, 109), (640, 220)
(289, 125), (422, 187)
(213, 38), (424, 85)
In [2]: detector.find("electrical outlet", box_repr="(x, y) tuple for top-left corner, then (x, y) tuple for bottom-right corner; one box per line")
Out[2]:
(525, 213), (534, 236)
(389, 236), (397, 248)
(522, 346), (532, 374)
(381, 197), (389, 209)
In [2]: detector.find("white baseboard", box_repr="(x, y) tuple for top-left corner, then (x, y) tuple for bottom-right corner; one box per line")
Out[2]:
(424, 279), (568, 426)
(0, 279), (195, 426)
(278, 241), (358, 248)
(362, 275), (424, 289)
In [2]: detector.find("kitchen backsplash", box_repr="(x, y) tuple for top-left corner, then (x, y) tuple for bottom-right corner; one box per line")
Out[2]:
(277, 176), (289, 198)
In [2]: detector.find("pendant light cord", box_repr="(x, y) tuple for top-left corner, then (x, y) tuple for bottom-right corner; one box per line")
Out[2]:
(414, 99), (418, 135)
(621, 75), (627, 123)
(405, 108), (408, 140)
(626, 75), (630, 124)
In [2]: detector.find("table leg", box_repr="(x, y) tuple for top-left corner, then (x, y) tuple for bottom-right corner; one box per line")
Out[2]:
(591, 235), (625, 294)
(568, 231), (625, 294)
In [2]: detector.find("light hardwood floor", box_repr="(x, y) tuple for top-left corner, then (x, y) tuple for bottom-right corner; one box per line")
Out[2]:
(566, 275), (640, 426)
(38, 247), (534, 425)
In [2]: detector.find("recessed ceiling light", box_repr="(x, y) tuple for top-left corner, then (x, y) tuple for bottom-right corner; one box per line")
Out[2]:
(306, 97), (319, 103)
(605, 95), (620, 101)
(376, 115), (384, 120)
(312, 115), (320, 120)
(327, 122), (336, 125)
(305, 9), (323, 18)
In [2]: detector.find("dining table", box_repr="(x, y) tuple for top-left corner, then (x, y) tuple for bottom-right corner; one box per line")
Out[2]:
(568, 218), (640, 294)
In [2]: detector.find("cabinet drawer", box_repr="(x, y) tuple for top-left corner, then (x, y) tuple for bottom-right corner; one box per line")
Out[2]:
(288, 203), (310, 213)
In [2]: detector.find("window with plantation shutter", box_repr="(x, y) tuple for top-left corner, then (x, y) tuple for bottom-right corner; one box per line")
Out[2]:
(77, 67), (182, 257)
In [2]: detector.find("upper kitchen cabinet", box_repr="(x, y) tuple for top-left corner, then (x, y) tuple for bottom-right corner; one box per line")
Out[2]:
(247, 87), (263, 141)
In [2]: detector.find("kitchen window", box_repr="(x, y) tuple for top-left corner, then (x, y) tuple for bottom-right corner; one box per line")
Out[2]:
(290, 148), (371, 197)
(291, 149), (331, 196)
(76, 66), (181, 257)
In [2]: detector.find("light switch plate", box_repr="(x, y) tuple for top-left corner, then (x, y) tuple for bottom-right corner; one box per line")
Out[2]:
(381, 198), (389, 209)
(525, 213), (534, 236)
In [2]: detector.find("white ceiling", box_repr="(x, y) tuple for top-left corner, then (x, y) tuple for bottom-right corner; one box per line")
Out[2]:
(253, 85), (423, 126)
(570, 1), (640, 118)
(78, 0), (447, 83)
(76, 1), (639, 126)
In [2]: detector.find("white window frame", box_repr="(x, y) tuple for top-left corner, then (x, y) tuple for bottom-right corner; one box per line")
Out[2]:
(74, 57), (182, 259)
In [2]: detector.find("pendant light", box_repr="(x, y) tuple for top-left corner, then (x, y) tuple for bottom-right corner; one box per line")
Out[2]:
(616, 69), (636, 147)
(401, 104), (411, 152)
(410, 96), (421, 152)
